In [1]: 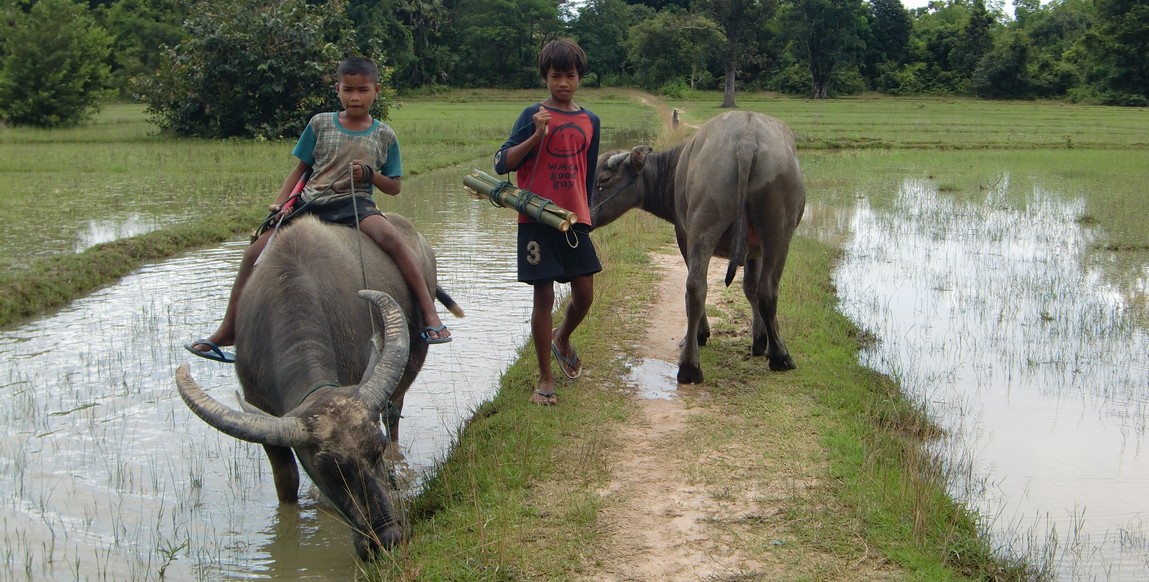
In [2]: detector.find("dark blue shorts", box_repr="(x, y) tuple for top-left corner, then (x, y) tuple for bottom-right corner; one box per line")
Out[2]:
(290, 196), (382, 227)
(517, 222), (601, 284)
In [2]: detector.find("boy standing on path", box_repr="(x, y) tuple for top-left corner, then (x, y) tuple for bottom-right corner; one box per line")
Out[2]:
(494, 39), (601, 405)
(187, 56), (450, 363)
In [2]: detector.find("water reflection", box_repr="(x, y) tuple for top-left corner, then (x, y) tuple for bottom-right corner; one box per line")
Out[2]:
(828, 178), (1149, 580)
(0, 164), (537, 580)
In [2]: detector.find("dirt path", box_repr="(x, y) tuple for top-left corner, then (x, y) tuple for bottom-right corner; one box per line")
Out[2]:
(580, 93), (899, 581)
(583, 99), (771, 579)
(586, 254), (772, 581)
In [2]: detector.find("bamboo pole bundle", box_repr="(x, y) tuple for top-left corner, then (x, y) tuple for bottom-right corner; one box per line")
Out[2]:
(463, 169), (578, 232)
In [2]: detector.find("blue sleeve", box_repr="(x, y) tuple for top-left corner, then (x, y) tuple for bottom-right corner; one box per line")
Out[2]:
(584, 111), (601, 202)
(291, 119), (317, 166)
(382, 138), (402, 178)
(493, 104), (542, 174)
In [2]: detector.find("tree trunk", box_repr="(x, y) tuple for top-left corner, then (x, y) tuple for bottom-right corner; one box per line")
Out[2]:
(722, 58), (737, 108)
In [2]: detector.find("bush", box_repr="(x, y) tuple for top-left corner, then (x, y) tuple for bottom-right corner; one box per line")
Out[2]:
(0, 0), (113, 127)
(136, 0), (392, 139)
(766, 63), (813, 96)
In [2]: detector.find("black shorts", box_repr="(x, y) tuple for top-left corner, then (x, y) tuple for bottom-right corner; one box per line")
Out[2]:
(289, 196), (382, 227)
(517, 222), (602, 284)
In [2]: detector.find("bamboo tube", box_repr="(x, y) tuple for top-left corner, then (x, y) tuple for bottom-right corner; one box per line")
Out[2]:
(463, 170), (578, 232)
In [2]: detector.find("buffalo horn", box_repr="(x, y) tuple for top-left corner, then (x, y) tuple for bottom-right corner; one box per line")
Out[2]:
(606, 151), (630, 170)
(176, 364), (308, 447)
(356, 290), (411, 415)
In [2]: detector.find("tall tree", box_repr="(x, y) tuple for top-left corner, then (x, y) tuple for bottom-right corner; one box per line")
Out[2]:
(0, 0), (112, 127)
(951, 0), (995, 87)
(696, 0), (775, 108)
(95, 0), (186, 95)
(445, 0), (563, 87)
(395, 0), (450, 86)
(571, 0), (651, 85)
(780, 0), (867, 98)
(625, 9), (724, 90)
(1091, 0), (1149, 101)
(869, 0), (911, 64)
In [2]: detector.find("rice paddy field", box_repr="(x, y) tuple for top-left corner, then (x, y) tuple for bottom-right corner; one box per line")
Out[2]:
(1, 90), (1147, 579)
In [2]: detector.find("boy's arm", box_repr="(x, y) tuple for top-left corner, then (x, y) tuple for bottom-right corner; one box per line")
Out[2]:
(270, 161), (311, 212)
(495, 106), (546, 173)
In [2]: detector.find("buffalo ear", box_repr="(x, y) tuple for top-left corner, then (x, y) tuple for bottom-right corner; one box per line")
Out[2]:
(630, 145), (652, 169)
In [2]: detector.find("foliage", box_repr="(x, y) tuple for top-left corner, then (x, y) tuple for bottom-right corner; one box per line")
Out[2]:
(1064, 0), (1149, 103)
(972, 31), (1033, 98)
(442, 0), (564, 88)
(136, 0), (392, 139)
(695, 0), (776, 107)
(777, 0), (867, 98)
(0, 0), (113, 127)
(9, 0), (1149, 115)
(625, 9), (724, 91)
(570, 0), (652, 86)
(94, 0), (186, 97)
(864, 0), (912, 88)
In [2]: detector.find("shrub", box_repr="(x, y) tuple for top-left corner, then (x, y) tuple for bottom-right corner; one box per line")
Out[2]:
(0, 0), (113, 127)
(136, 0), (392, 138)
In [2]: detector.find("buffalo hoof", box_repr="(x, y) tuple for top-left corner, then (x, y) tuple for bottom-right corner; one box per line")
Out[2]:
(752, 335), (767, 356)
(769, 353), (796, 371)
(697, 330), (710, 347)
(677, 363), (704, 384)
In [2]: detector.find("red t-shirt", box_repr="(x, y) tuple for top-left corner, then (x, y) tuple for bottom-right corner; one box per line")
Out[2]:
(494, 104), (601, 225)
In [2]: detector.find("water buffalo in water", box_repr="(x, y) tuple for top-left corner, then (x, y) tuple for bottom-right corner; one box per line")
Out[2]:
(175, 214), (461, 558)
(592, 111), (805, 384)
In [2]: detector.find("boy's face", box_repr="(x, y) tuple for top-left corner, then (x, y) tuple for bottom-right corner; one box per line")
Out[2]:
(336, 73), (380, 117)
(544, 67), (581, 103)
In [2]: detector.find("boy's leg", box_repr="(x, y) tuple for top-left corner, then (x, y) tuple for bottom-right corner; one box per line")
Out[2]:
(553, 273), (593, 355)
(189, 230), (272, 354)
(532, 282), (558, 405)
(358, 215), (450, 341)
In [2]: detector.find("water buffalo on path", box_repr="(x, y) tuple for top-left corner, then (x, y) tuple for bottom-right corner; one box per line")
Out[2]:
(592, 111), (805, 384)
(176, 214), (461, 559)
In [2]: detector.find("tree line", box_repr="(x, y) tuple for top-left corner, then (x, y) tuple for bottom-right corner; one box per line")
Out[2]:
(1, 0), (1145, 134)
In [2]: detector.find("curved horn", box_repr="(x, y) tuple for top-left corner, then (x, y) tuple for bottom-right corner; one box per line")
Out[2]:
(605, 151), (630, 170)
(176, 364), (308, 448)
(356, 290), (411, 415)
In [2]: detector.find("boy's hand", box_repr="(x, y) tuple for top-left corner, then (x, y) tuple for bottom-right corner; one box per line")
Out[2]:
(351, 160), (375, 184)
(533, 109), (551, 136)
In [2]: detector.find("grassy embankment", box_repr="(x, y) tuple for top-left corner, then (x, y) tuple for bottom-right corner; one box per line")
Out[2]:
(3, 91), (1147, 579)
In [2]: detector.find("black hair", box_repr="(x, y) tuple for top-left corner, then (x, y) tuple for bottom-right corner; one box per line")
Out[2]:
(537, 38), (587, 79)
(338, 56), (379, 82)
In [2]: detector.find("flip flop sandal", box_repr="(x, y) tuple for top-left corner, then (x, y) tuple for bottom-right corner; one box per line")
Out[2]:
(550, 341), (582, 379)
(184, 339), (236, 364)
(421, 324), (453, 344)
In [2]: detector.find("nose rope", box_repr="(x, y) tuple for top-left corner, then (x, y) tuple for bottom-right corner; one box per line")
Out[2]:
(349, 162), (380, 341)
(589, 172), (639, 214)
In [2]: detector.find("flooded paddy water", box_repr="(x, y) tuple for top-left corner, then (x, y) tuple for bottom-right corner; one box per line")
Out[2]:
(2, 142), (1148, 580)
(802, 152), (1149, 580)
(0, 165), (539, 580)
